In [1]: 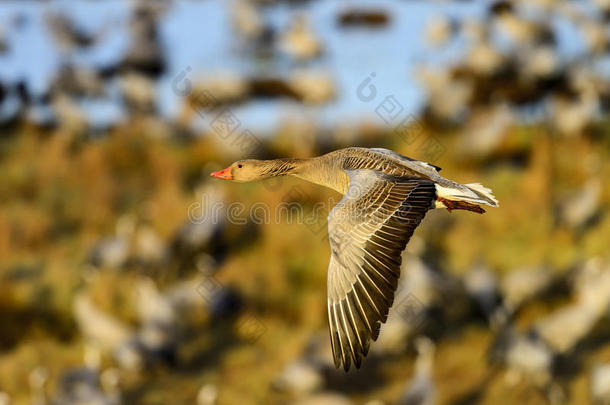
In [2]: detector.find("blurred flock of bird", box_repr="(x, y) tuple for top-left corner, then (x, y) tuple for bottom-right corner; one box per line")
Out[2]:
(1, 0), (610, 404)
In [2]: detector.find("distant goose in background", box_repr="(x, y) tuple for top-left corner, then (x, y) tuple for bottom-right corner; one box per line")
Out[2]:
(51, 65), (105, 99)
(196, 384), (218, 405)
(29, 366), (49, 405)
(120, 72), (158, 115)
(121, 1), (167, 77)
(575, 257), (610, 314)
(591, 364), (610, 405)
(231, 0), (264, 41)
(54, 345), (121, 405)
(288, 71), (336, 105)
(489, 313), (552, 382)
(534, 302), (600, 354)
(231, 0), (274, 54)
(499, 266), (554, 315)
(399, 337), (436, 405)
(464, 264), (501, 319)
(87, 215), (135, 270)
(337, 8), (391, 28)
(272, 360), (324, 395)
(487, 309), (565, 404)
(50, 94), (89, 135)
(425, 15), (456, 48)
(556, 179), (601, 229)
(72, 291), (138, 371)
(489, 1), (555, 47)
(133, 277), (179, 365)
(46, 13), (103, 52)
(279, 15), (323, 61)
(211, 147), (498, 371)
(416, 68), (473, 122)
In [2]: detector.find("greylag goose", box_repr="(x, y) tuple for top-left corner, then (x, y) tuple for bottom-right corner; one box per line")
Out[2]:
(211, 147), (498, 371)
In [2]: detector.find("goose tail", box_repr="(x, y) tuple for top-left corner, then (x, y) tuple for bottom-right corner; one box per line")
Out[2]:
(464, 183), (499, 207)
(435, 183), (499, 210)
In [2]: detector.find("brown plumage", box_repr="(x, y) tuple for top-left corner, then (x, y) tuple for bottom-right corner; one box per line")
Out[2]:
(211, 147), (498, 371)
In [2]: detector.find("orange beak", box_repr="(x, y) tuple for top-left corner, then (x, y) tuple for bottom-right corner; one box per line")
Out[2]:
(210, 166), (233, 180)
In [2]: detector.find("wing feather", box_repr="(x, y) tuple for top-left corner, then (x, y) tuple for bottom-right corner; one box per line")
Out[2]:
(326, 170), (435, 370)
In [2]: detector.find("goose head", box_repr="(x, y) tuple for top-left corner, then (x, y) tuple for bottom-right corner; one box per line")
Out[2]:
(211, 159), (280, 182)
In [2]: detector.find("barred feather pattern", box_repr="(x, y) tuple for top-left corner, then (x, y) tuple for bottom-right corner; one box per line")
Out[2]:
(326, 170), (436, 371)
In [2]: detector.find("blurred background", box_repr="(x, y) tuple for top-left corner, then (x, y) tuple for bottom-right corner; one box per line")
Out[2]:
(0, 0), (609, 404)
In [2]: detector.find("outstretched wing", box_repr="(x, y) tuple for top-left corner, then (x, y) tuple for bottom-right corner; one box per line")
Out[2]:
(326, 170), (436, 371)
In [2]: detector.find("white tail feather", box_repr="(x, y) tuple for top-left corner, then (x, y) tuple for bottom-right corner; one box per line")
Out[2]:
(465, 183), (499, 207)
(435, 183), (499, 208)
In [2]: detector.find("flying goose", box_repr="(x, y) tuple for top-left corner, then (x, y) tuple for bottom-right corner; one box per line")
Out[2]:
(211, 147), (498, 371)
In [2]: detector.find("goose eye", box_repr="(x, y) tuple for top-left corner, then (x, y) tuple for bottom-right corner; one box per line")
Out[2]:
(238, 164), (243, 168)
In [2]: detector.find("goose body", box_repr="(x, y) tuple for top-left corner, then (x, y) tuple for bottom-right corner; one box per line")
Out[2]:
(211, 147), (498, 371)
